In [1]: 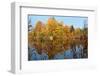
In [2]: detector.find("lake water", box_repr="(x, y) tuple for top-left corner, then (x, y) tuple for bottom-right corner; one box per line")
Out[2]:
(28, 44), (88, 60)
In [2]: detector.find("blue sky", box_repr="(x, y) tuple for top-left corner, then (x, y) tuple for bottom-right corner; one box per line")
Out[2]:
(28, 15), (88, 28)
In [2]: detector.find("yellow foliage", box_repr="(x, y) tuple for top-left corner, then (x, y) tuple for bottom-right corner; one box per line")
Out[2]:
(28, 17), (88, 58)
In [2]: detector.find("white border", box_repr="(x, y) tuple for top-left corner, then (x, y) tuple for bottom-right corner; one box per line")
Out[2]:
(11, 2), (97, 74)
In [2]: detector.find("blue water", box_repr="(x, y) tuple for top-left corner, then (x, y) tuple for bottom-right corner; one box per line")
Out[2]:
(29, 45), (84, 60)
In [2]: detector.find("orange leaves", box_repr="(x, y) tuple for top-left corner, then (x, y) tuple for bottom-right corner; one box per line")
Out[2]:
(28, 17), (88, 58)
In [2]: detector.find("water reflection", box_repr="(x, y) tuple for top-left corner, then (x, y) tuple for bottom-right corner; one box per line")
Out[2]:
(28, 42), (88, 60)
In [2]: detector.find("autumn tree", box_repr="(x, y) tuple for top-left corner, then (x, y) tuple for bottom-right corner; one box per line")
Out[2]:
(28, 17), (88, 59)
